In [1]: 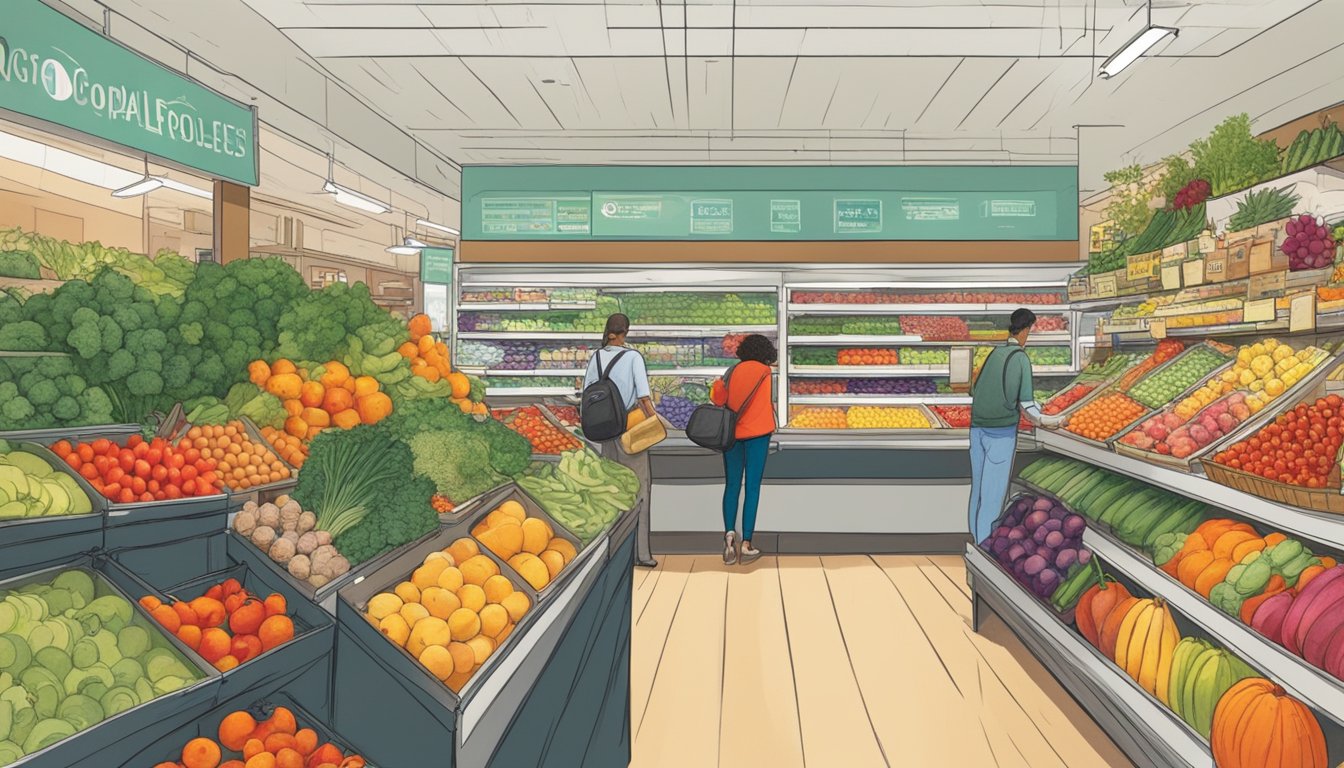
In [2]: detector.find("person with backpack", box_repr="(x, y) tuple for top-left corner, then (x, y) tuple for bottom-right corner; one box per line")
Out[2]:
(581, 313), (659, 568)
(708, 334), (777, 565)
(968, 308), (1068, 545)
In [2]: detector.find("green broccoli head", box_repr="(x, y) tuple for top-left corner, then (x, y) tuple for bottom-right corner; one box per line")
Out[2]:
(0, 320), (49, 351)
(76, 388), (114, 423)
(51, 396), (79, 422)
(25, 379), (60, 407)
(1, 396), (35, 425)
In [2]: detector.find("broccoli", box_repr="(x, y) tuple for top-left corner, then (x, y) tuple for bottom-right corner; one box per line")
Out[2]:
(51, 396), (79, 421)
(408, 430), (507, 501)
(334, 474), (437, 564)
(76, 388), (114, 424)
(1, 396), (35, 425)
(26, 379), (59, 407)
(276, 281), (385, 363)
(0, 320), (49, 351)
(480, 419), (531, 477)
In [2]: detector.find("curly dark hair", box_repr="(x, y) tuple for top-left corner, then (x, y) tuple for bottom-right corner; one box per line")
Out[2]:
(736, 334), (778, 365)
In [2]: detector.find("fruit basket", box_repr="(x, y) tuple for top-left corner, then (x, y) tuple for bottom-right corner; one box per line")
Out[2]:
(0, 556), (221, 768)
(0, 440), (106, 574)
(464, 485), (587, 601)
(1114, 391), (1256, 471)
(1200, 460), (1344, 515)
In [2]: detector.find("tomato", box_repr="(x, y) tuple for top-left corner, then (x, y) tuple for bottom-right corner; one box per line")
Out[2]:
(165, 485), (183, 500)
(126, 434), (143, 448)
(79, 463), (98, 480)
(105, 467), (125, 485)
(90, 439), (109, 455)
(118, 451), (135, 472)
(133, 459), (152, 479)
(169, 453), (185, 469)
(181, 465), (198, 482)
(130, 477), (146, 496)
(147, 480), (160, 494)
(145, 448), (162, 465)
(76, 444), (94, 463)
(182, 479), (197, 495)
(152, 465), (168, 482)
(117, 488), (135, 504)
(168, 467), (181, 483)
(64, 453), (82, 470)
(132, 441), (149, 458)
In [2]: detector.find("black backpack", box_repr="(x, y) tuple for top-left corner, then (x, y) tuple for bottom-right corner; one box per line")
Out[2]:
(686, 364), (769, 452)
(580, 350), (631, 442)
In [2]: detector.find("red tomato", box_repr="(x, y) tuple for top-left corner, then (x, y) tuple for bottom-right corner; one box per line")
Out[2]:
(145, 448), (162, 465)
(182, 479), (196, 495)
(102, 482), (121, 498)
(183, 448), (200, 464)
(140, 492), (153, 502)
(169, 453), (185, 469)
(168, 467), (181, 483)
(133, 459), (152, 479)
(117, 488), (135, 504)
(130, 477), (146, 495)
(88, 439), (107, 455)
(118, 451), (135, 472)
(76, 444), (94, 463)
(126, 434), (143, 448)
(181, 465), (198, 482)
(165, 485), (183, 500)
(151, 465), (168, 482)
(64, 453), (82, 470)
(79, 464), (98, 480)
(147, 480), (160, 493)
(132, 442), (148, 459)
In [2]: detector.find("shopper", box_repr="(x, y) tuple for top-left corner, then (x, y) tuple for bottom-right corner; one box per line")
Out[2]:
(583, 313), (659, 568)
(968, 308), (1067, 545)
(710, 334), (777, 565)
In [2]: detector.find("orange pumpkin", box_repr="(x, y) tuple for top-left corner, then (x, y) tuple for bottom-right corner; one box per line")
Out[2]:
(408, 313), (432, 341)
(1212, 530), (1258, 560)
(1194, 519), (1254, 548)
(1076, 577), (1132, 649)
(322, 387), (354, 414)
(1211, 678), (1327, 768)
(265, 373), (303, 401)
(356, 392), (393, 424)
(270, 359), (297, 376)
(1195, 558), (1236, 598)
(320, 360), (351, 389)
(446, 372), (471, 400)
(248, 360), (271, 387)
(299, 381), (326, 408)
(1177, 549), (1216, 589)
(1161, 533), (1208, 577)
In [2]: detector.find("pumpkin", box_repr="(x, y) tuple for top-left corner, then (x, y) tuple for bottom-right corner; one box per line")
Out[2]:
(248, 360), (271, 387)
(320, 360), (351, 389)
(265, 373), (304, 400)
(1211, 678), (1327, 768)
(270, 359), (297, 376)
(356, 392), (393, 424)
(1212, 530), (1259, 560)
(1161, 533), (1208, 577)
(1076, 576), (1132, 649)
(1113, 598), (1180, 703)
(1177, 550), (1216, 588)
(332, 409), (361, 430)
(1194, 557), (1236, 598)
(322, 387), (354, 414)
(353, 376), (381, 398)
(300, 381), (326, 408)
(1098, 596), (1141, 660)
(1194, 519), (1255, 548)
(447, 372), (471, 400)
(408, 313), (432, 341)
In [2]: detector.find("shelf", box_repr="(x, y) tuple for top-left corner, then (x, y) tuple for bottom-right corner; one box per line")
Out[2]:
(1035, 430), (1344, 552)
(484, 387), (576, 396)
(458, 325), (775, 340)
(789, 365), (950, 377)
(788, 303), (1068, 315)
(457, 302), (597, 311)
(788, 394), (971, 405)
(965, 545), (1211, 768)
(1084, 529), (1344, 730)
(481, 367), (730, 377)
(775, 431), (971, 450)
(786, 333), (1070, 345)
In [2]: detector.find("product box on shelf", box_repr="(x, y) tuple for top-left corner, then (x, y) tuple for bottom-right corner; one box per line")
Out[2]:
(1089, 270), (1120, 299)
(1250, 238), (1288, 275)
(1068, 275), (1091, 302)
(122, 693), (372, 767)
(0, 555), (222, 768)
(331, 494), (617, 767)
(1162, 242), (1188, 261)
(1226, 239), (1252, 281)
(1248, 270), (1288, 301)
(0, 440), (106, 575)
(1182, 256), (1206, 288)
(1204, 250), (1228, 283)
(116, 533), (337, 714)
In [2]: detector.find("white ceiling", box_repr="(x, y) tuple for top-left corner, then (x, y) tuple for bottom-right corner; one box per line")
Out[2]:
(228, 0), (1341, 185)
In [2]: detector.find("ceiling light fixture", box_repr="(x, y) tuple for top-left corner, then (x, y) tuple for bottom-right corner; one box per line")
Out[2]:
(416, 218), (459, 237)
(322, 154), (390, 214)
(1099, 0), (1177, 79)
(161, 177), (213, 200)
(0, 129), (141, 189)
(386, 236), (428, 256)
(112, 175), (164, 198)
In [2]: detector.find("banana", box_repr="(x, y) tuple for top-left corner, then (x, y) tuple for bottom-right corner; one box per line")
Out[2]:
(1153, 614), (1179, 705)
(1116, 600), (1145, 669)
(1136, 603), (1164, 693)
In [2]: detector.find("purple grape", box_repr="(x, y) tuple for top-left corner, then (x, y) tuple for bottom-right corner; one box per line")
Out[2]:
(1037, 567), (1060, 590)
(1049, 504), (1068, 520)
(1023, 555), (1047, 576)
(1056, 549), (1078, 570)
(991, 538), (1011, 557)
(1063, 515), (1086, 537)
(1042, 518), (1063, 533)
(1044, 530), (1064, 549)
(1077, 549), (1093, 565)
(992, 525), (1011, 540)
(1006, 527), (1026, 542)
(1014, 498), (1031, 515)
(1032, 497), (1053, 513)
(1025, 510), (1048, 531)
(1007, 543), (1026, 562)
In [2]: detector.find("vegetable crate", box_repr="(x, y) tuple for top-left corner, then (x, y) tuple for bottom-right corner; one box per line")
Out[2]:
(167, 416), (300, 507)
(462, 483), (589, 603)
(1200, 459), (1344, 515)
(0, 441), (106, 576)
(332, 520), (615, 768)
(0, 424), (140, 444)
(119, 692), (374, 767)
(223, 529), (358, 617)
(115, 533), (337, 716)
(0, 555), (221, 768)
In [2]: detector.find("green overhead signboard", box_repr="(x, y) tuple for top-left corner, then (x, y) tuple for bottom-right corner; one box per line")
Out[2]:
(420, 247), (454, 284)
(462, 165), (1078, 241)
(0, 0), (258, 185)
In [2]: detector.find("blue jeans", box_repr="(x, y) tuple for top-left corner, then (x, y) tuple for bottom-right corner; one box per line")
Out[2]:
(968, 426), (1018, 544)
(723, 435), (770, 541)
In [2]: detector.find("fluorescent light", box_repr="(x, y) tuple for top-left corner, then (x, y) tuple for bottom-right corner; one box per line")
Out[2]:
(416, 218), (459, 236)
(1099, 25), (1177, 78)
(160, 177), (212, 200)
(323, 180), (390, 214)
(0, 129), (141, 189)
(112, 176), (164, 197)
(386, 237), (428, 256)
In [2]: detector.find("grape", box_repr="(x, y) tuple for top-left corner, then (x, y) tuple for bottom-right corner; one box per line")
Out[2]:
(1024, 510), (1048, 531)
(1044, 530), (1064, 549)
(1032, 527), (1050, 545)
(1049, 504), (1068, 520)
(1042, 518), (1063, 533)
(1077, 549), (1093, 565)
(1023, 555), (1047, 576)
(1055, 549), (1078, 570)
(1036, 568), (1060, 590)
(1007, 543), (1026, 562)
(1063, 515), (1086, 537)
(1006, 527), (1026, 542)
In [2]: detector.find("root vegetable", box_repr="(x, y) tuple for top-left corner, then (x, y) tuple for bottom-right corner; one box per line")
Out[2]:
(297, 532), (320, 555)
(269, 536), (297, 563)
(314, 531), (332, 547)
(279, 500), (302, 530)
(297, 511), (317, 534)
(287, 554), (311, 580)
(233, 509), (258, 536)
(252, 525), (277, 551)
(309, 574), (330, 588)
(258, 503), (281, 530)
(329, 556), (350, 577)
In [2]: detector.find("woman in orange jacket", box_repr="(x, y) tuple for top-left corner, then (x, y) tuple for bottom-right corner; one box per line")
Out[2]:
(709, 334), (777, 565)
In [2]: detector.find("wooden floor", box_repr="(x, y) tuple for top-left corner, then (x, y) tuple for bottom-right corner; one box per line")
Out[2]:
(630, 554), (1135, 768)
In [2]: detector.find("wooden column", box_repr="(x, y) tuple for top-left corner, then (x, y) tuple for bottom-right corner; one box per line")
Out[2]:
(213, 180), (250, 264)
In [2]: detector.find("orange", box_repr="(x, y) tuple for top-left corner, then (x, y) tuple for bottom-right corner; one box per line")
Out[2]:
(198, 628), (232, 664)
(258, 614), (295, 651)
(274, 749), (304, 768)
(222, 763), (246, 768)
(243, 754), (275, 768)
(181, 737), (222, 768)
(177, 624), (203, 651)
(293, 728), (318, 757)
(189, 597), (227, 628)
(264, 733), (298, 753)
(232, 634), (263, 664)
(173, 601), (200, 628)
(139, 595), (163, 612)
(263, 593), (287, 617)
(151, 604), (182, 633)
(218, 710), (257, 751)
(214, 655), (240, 672)
(229, 599), (266, 635)
(242, 739), (265, 760)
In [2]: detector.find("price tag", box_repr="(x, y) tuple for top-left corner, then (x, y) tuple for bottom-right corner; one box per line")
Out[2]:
(1127, 252), (1158, 281)
(1161, 264), (1182, 290)
(1091, 273), (1117, 298)
(1148, 319), (1167, 339)
(949, 348), (973, 389)
(1183, 258), (1205, 287)
(1244, 298), (1276, 323)
(1290, 292), (1317, 332)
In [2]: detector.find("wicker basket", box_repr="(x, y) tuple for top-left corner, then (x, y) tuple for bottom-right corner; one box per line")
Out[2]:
(1199, 458), (1344, 515)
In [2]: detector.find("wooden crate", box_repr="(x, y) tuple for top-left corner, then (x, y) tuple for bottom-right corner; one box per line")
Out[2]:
(1200, 459), (1344, 515)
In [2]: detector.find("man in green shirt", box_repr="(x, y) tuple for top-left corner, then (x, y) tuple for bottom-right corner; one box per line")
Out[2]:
(968, 308), (1067, 543)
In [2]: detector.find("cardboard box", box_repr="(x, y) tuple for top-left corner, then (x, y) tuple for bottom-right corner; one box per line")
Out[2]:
(1250, 239), (1286, 274)
(1162, 242), (1188, 261)
(1090, 271), (1118, 299)
(1198, 233), (1217, 254)
(1067, 275), (1090, 302)
(1182, 257), (1206, 287)
(1248, 270), (1287, 300)
(1226, 240), (1251, 281)
(1204, 250), (1228, 283)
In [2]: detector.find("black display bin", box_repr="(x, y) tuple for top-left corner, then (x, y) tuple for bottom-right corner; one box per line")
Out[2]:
(0, 441), (106, 575)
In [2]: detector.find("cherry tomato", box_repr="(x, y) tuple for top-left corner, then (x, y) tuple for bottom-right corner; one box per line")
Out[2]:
(51, 440), (73, 458)
(117, 488), (135, 504)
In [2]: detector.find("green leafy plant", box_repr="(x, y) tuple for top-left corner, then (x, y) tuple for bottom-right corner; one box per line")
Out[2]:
(1190, 114), (1282, 196)
(1156, 154), (1200, 207)
(1227, 187), (1300, 232)
(1102, 164), (1159, 244)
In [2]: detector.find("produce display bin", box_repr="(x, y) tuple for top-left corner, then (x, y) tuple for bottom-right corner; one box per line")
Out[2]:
(168, 417), (300, 506)
(0, 555), (221, 768)
(113, 534), (336, 714)
(117, 692), (373, 768)
(1112, 389), (1256, 470)
(0, 424), (141, 444)
(463, 483), (589, 601)
(333, 516), (624, 767)
(0, 441), (106, 575)
(1200, 459), (1344, 515)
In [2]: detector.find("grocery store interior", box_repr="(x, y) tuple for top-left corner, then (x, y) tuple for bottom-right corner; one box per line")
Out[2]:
(3, 0), (1344, 766)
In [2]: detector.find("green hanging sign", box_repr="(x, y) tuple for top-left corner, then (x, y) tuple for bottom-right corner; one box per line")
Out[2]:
(420, 247), (454, 284)
(0, 0), (258, 185)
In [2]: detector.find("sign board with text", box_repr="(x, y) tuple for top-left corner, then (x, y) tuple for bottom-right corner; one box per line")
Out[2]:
(0, 0), (258, 184)
(419, 247), (454, 285)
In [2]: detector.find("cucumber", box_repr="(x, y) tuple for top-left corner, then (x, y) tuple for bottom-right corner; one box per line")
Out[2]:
(1086, 481), (1138, 521)
(1287, 130), (1311, 172)
(1105, 488), (1161, 527)
(1306, 128), (1326, 167)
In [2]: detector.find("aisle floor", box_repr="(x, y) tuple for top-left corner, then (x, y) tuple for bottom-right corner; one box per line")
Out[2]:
(630, 554), (1134, 768)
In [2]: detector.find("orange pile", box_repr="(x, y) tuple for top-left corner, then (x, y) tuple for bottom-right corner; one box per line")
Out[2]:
(249, 358), (393, 440)
(179, 423), (290, 491)
(836, 348), (898, 366)
(1065, 393), (1148, 441)
(259, 426), (307, 469)
(398, 313), (454, 384)
(155, 705), (364, 768)
(141, 578), (296, 672)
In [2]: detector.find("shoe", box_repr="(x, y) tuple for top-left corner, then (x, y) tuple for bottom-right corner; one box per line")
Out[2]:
(723, 531), (738, 565)
(739, 541), (761, 565)
(635, 559), (658, 568)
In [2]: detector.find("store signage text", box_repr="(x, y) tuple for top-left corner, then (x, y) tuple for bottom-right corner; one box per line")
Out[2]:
(0, 1), (257, 185)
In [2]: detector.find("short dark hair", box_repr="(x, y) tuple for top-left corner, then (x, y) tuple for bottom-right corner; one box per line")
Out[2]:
(1009, 308), (1037, 335)
(736, 334), (778, 365)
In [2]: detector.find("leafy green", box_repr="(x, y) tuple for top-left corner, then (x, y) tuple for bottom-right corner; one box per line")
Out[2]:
(1190, 114), (1282, 197)
(1155, 154), (1199, 206)
(1228, 186), (1300, 232)
(408, 430), (506, 501)
(0, 251), (39, 279)
(276, 281), (385, 363)
(1102, 164), (1158, 242)
(0, 356), (113, 429)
